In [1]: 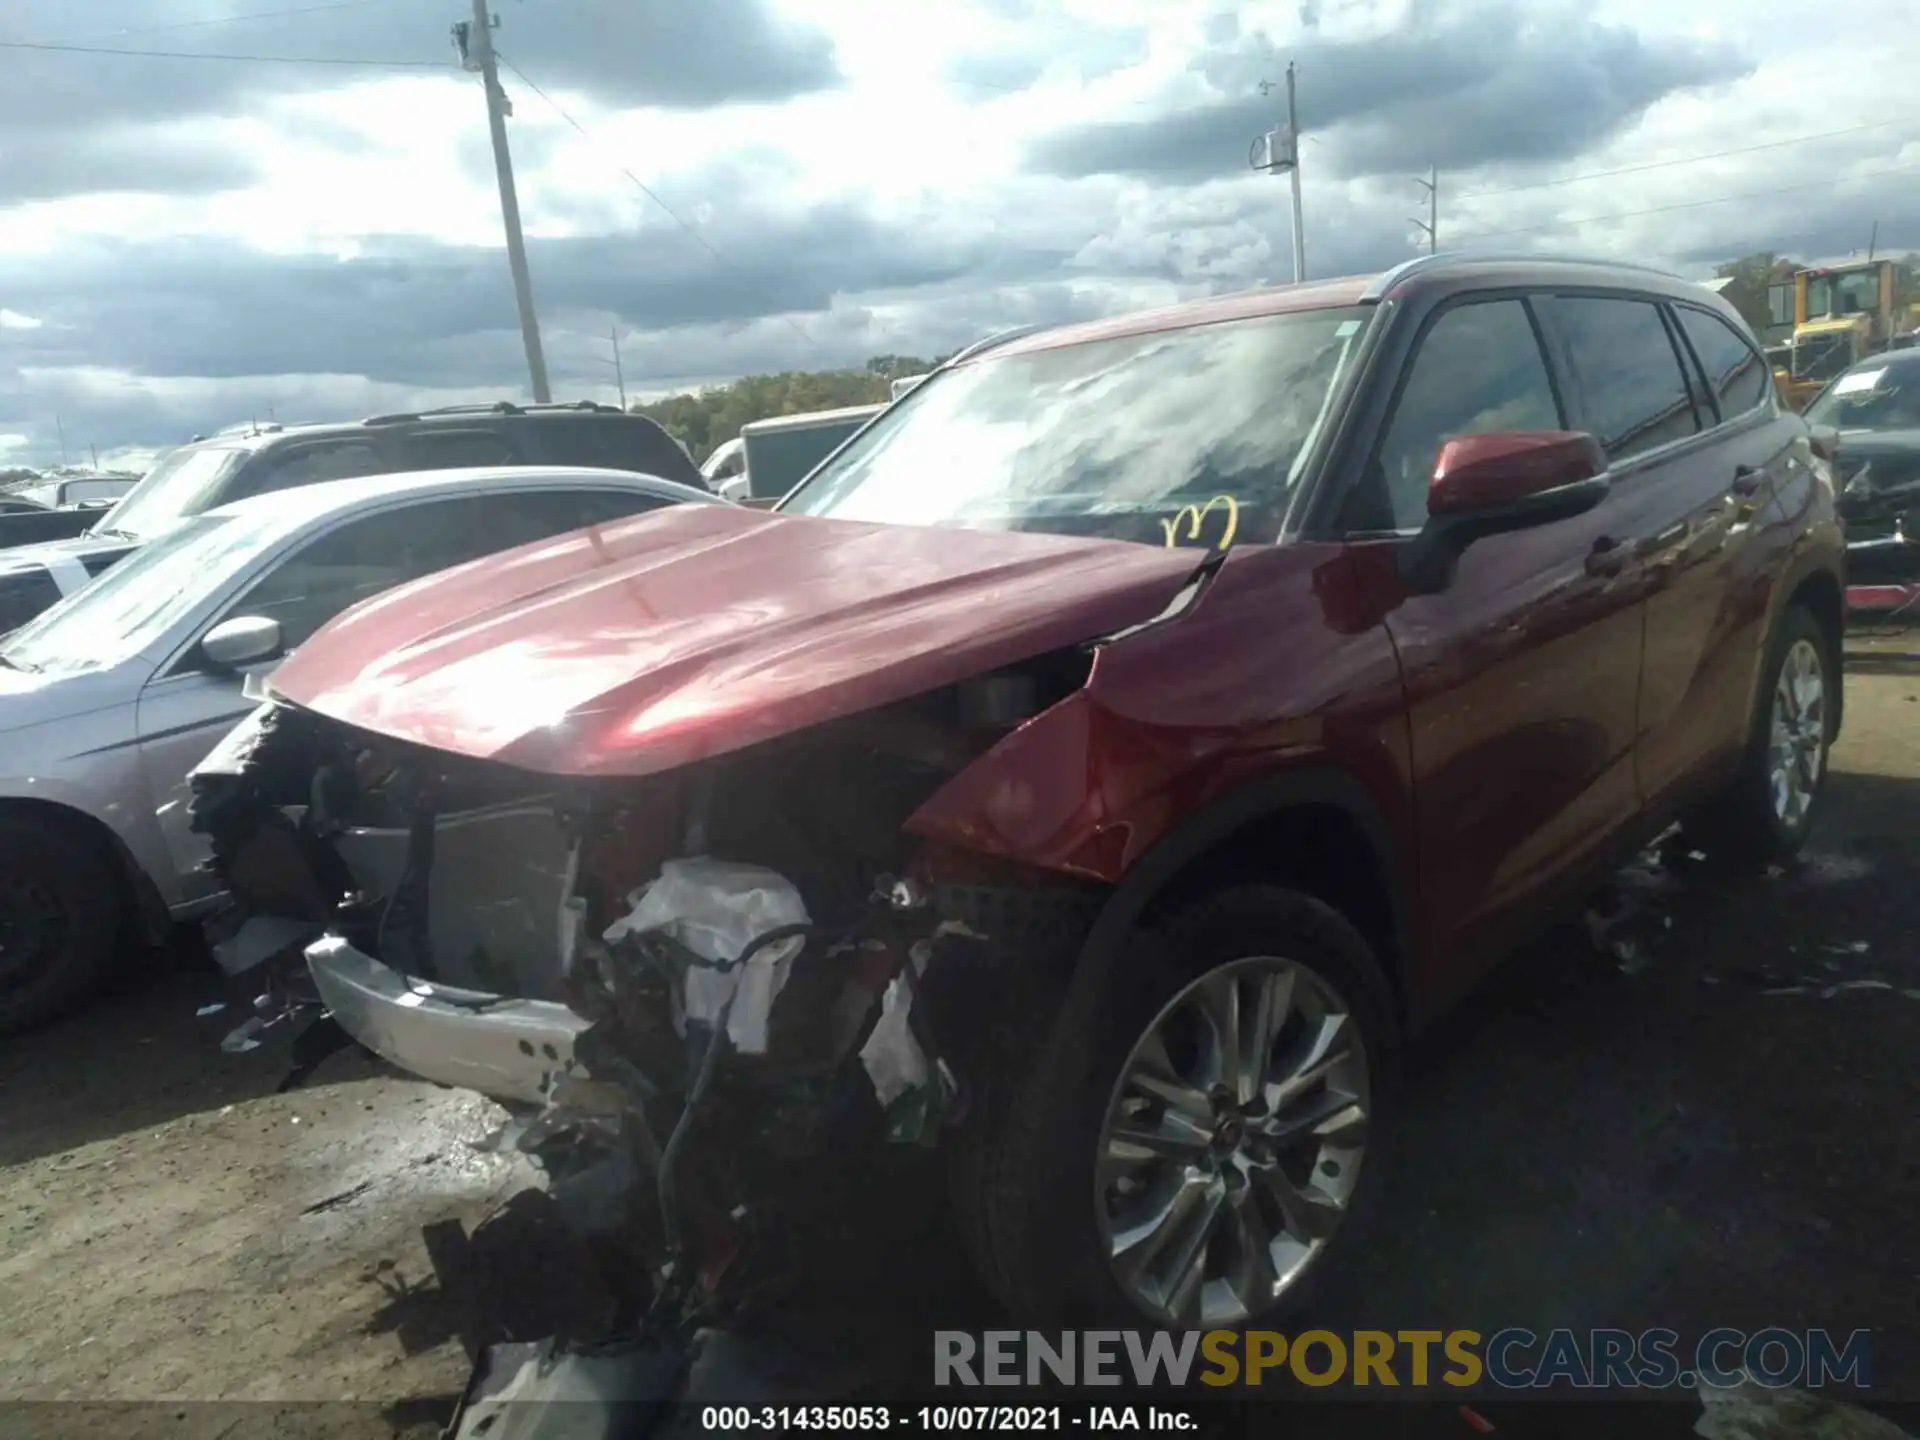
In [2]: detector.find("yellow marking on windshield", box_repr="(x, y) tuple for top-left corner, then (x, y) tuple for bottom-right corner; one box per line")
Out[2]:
(1160, 494), (1240, 550)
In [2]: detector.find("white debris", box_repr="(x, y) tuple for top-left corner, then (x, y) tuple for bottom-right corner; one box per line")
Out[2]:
(860, 951), (930, 1107)
(195, 1002), (227, 1017)
(602, 857), (809, 1056)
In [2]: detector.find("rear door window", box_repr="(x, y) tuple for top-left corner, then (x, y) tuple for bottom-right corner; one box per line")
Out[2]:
(535, 418), (703, 488)
(1554, 297), (1702, 461)
(400, 427), (524, 471)
(221, 487), (680, 647)
(1358, 298), (1565, 532)
(231, 439), (388, 502)
(1674, 306), (1771, 422)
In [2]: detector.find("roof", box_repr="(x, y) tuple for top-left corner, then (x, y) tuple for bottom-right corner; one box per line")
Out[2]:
(975, 252), (1713, 361)
(1700, 276), (1739, 294)
(740, 404), (886, 434)
(988, 274), (1375, 359)
(185, 401), (671, 448)
(203, 464), (719, 538)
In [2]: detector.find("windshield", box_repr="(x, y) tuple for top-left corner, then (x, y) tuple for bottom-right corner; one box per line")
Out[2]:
(1805, 271), (1881, 320)
(0, 512), (271, 673)
(1806, 362), (1920, 431)
(782, 304), (1375, 545)
(1792, 331), (1855, 382)
(97, 443), (248, 538)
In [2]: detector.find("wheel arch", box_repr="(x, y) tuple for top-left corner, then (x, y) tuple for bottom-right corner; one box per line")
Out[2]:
(1067, 767), (1414, 1022)
(0, 796), (168, 943)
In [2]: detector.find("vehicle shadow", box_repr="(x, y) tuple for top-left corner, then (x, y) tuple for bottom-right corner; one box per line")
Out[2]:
(0, 927), (381, 1169)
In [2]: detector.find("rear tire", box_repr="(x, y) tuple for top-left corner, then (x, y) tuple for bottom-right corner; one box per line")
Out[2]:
(0, 816), (122, 1034)
(948, 885), (1398, 1329)
(1687, 604), (1836, 869)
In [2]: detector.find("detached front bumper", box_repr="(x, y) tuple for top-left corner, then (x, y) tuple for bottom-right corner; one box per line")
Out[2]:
(305, 935), (587, 1105)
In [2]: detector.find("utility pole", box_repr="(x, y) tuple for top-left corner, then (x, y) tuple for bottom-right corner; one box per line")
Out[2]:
(89, 442), (99, 469)
(453, 1), (551, 402)
(610, 322), (627, 410)
(1867, 220), (1879, 262)
(1411, 166), (1439, 253)
(1253, 67), (1306, 282)
(54, 413), (67, 468)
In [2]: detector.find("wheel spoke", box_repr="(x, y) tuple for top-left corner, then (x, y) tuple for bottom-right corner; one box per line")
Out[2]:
(1195, 970), (1244, 1100)
(1225, 1180), (1280, 1311)
(1240, 968), (1295, 1106)
(1124, 1030), (1212, 1122)
(1252, 1162), (1345, 1243)
(1109, 1168), (1225, 1316)
(1260, 1089), (1369, 1151)
(1104, 1111), (1214, 1170)
(1264, 1014), (1354, 1111)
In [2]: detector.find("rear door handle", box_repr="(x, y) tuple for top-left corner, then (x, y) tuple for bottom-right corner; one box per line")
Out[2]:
(1732, 464), (1765, 497)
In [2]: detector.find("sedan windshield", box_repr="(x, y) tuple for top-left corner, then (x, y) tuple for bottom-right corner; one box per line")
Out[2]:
(782, 304), (1375, 546)
(96, 444), (248, 538)
(0, 512), (271, 673)
(1805, 362), (1920, 431)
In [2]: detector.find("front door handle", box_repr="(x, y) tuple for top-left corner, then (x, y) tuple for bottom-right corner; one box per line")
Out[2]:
(1586, 535), (1626, 577)
(1732, 464), (1765, 497)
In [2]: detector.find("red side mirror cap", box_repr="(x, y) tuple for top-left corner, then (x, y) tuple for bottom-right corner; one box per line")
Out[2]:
(1429, 430), (1608, 515)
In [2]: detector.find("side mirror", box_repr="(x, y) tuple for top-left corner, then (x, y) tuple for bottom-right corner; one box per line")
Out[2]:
(201, 615), (283, 670)
(718, 476), (750, 503)
(1807, 424), (1841, 463)
(1401, 430), (1611, 594)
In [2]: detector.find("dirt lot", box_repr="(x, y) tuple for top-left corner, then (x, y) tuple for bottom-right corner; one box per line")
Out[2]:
(2, 638), (1918, 1435)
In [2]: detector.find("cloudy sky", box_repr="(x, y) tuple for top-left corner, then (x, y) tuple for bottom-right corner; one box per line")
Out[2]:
(1, 0), (1914, 468)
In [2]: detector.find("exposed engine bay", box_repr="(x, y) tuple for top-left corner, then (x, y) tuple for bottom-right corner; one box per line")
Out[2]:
(185, 653), (1109, 1371)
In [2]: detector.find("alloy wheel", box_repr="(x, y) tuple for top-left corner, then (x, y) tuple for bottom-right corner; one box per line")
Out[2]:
(1768, 637), (1827, 830)
(1094, 955), (1370, 1327)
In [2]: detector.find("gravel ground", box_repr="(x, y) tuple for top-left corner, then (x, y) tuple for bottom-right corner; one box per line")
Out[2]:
(2, 638), (1917, 1438)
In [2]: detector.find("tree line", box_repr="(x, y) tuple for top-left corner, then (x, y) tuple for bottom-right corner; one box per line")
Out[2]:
(632, 353), (946, 464)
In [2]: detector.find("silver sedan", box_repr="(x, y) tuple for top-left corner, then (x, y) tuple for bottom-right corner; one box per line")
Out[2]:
(0, 463), (720, 1032)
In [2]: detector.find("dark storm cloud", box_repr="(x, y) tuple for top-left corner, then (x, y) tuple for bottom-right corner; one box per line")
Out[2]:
(0, 0), (840, 201)
(0, 203), (1027, 389)
(1025, 1), (1750, 183)
(4, 127), (264, 202)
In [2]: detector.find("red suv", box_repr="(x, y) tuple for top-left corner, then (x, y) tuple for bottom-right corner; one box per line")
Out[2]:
(194, 255), (1844, 1335)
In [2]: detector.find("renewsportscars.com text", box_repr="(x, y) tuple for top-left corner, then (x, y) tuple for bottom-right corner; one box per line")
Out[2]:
(933, 1328), (1873, 1391)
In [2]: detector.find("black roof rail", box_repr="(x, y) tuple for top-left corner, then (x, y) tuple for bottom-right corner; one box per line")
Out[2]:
(361, 399), (627, 426)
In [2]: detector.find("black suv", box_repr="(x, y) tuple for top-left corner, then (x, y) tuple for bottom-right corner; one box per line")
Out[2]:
(0, 401), (704, 631)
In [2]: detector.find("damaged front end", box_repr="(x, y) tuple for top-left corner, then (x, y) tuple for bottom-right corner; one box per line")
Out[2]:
(186, 652), (1110, 1403)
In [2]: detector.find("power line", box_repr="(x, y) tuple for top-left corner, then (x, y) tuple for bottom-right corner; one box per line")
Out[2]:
(493, 52), (821, 350)
(1450, 162), (1920, 245)
(15, 0), (389, 46)
(0, 37), (443, 67)
(1451, 116), (1920, 201)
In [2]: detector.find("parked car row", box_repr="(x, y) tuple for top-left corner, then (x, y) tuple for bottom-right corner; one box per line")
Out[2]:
(0, 258), (1851, 1408)
(0, 402), (706, 630)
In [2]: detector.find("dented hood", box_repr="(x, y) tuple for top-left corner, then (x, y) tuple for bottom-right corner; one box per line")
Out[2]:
(266, 503), (1203, 776)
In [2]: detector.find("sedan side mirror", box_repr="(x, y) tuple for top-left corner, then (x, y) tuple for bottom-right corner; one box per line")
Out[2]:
(1400, 430), (1611, 594)
(201, 614), (284, 670)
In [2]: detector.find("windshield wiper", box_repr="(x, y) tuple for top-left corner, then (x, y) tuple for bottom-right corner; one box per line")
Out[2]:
(85, 526), (141, 542)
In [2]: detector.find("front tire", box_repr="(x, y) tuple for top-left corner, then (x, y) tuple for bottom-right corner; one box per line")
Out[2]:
(0, 816), (122, 1034)
(1690, 603), (1837, 868)
(949, 885), (1398, 1329)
